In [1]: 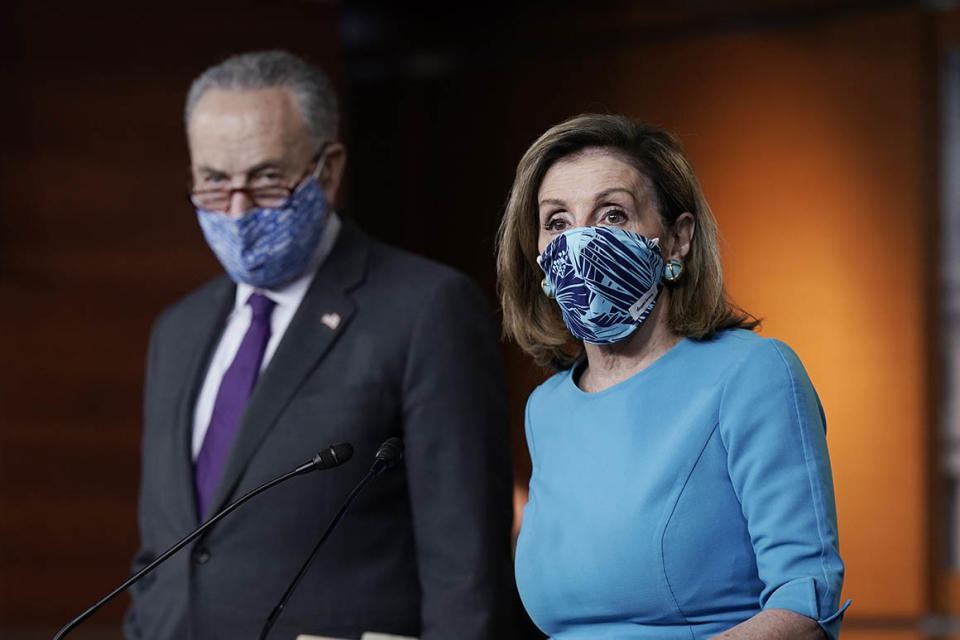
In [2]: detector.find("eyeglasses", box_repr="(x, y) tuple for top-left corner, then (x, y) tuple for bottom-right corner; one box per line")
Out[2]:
(188, 152), (324, 213)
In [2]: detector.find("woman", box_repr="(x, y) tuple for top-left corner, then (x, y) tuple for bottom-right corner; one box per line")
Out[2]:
(498, 114), (849, 639)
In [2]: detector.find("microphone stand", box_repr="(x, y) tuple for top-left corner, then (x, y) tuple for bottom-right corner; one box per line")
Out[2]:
(258, 467), (378, 639)
(259, 437), (404, 639)
(53, 445), (352, 640)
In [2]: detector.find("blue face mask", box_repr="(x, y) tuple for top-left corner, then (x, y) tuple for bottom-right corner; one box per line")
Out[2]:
(196, 175), (328, 288)
(537, 226), (665, 345)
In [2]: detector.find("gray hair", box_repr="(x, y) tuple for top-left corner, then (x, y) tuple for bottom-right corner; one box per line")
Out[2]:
(184, 50), (338, 151)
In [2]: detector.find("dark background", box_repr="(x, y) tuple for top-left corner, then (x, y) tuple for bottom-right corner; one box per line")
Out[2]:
(2, 1), (958, 638)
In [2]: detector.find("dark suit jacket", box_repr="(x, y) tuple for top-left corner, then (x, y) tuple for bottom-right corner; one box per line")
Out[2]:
(125, 221), (518, 640)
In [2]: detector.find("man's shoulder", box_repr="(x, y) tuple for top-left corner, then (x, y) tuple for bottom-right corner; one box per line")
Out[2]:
(346, 222), (478, 295)
(151, 274), (233, 336)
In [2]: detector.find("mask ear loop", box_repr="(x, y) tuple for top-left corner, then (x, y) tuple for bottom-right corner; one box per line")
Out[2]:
(311, 153), (325, 180)
(647, 236), (682, 283)
(289, 144), (331, 199)
(310, 142), (332, 180)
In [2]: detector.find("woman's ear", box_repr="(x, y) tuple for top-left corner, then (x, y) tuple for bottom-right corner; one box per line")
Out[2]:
(668, 212), (695, 261)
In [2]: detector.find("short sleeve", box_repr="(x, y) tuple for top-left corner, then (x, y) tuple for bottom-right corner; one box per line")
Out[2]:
(718, 338), (850, 640)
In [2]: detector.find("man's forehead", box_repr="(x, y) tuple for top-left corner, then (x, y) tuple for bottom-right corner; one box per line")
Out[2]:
(187, 86), (312, 172)
(191, 85), (301, 120)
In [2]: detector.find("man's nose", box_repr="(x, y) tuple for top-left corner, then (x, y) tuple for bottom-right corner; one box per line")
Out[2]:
(227, 190), (255, 218)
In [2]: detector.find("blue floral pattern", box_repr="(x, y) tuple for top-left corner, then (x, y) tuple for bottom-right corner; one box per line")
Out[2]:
(538, 226), (665, 344)
(196, 177), (328, 288)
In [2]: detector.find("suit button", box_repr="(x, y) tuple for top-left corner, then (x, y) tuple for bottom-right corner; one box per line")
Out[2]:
(192, 547), (211, 565)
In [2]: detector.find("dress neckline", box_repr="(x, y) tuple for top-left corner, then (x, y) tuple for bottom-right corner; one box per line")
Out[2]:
(566, 336), (691, 398)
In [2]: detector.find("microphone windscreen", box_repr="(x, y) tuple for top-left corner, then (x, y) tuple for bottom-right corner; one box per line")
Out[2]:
(315, 442), (353, 470)
(374, 437), (404, 471)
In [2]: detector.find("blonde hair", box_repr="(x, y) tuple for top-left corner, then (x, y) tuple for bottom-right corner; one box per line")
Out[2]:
(496, 114), (757, 369)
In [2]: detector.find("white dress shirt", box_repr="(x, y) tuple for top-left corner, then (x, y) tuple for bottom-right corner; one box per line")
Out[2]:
(191, 212), (342, 458)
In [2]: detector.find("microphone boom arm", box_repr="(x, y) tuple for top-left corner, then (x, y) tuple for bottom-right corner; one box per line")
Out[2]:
(258, 436), (404, 639)
(53, 445), (351, 640)
(258, 467), (378, 639)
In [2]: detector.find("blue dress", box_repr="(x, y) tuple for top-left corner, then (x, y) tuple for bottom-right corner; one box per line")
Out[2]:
(514, 330), (849, 639)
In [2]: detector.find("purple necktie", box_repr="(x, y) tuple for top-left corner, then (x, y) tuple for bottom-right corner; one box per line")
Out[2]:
(194, 293), (276, 518)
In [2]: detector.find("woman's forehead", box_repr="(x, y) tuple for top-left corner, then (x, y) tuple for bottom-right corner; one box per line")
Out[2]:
(538, 148), (652, 201)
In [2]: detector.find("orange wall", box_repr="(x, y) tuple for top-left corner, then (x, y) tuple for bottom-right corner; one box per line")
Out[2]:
(621, 10), (933, 619)
(681, 12), (932, 617)
(710, 16), (931, 616)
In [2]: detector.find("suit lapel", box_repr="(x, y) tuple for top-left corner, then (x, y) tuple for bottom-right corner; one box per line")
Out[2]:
(206, 223), (369, 516)
(171, 277), (235, 528)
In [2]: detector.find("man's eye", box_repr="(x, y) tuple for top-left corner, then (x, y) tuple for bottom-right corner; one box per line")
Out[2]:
(251, 173), (284, 187)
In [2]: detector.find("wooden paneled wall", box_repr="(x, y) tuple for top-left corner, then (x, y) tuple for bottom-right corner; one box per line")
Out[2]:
(0, 0), (341, 628)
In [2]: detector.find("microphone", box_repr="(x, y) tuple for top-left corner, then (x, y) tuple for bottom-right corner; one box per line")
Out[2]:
(295, 442), (355, 474)
(259, 437), (405, 639)
(372, 436), (404, 475)
(52, 442), (354, 640)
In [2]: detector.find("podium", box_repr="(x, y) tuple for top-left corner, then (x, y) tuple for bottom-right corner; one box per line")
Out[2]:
(298, 634), (418, 640)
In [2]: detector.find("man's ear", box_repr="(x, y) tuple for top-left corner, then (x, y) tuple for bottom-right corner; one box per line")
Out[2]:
(318, 142), (347, 206)
(668, 212), (695, 261)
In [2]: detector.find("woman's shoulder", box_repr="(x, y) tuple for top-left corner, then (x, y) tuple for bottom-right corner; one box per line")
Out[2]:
(690, 328), (802, 367)
(701, 330), (820, 416)
(528, 365), (576, 404)
(677, 330), (815, 398)
(691, 327), (765, 351)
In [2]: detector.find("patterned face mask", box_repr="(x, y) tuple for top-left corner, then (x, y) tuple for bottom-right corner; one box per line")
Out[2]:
(537, 226), (665, 345)
(196, 175), (328, 288)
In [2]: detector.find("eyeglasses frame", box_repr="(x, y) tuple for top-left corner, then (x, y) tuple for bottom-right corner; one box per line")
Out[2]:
(187, 144), (328, 212)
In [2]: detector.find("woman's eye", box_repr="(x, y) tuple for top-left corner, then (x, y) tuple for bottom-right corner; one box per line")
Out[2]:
(544, 217), (568, 232)
(602, 208), (627, 224)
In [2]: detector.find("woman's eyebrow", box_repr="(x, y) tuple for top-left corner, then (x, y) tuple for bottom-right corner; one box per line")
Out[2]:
(538, 198), (567, 209)
(593, 187), (637, 205)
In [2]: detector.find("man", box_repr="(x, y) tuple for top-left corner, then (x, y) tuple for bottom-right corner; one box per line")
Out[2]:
(125, 50), (517, 640)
